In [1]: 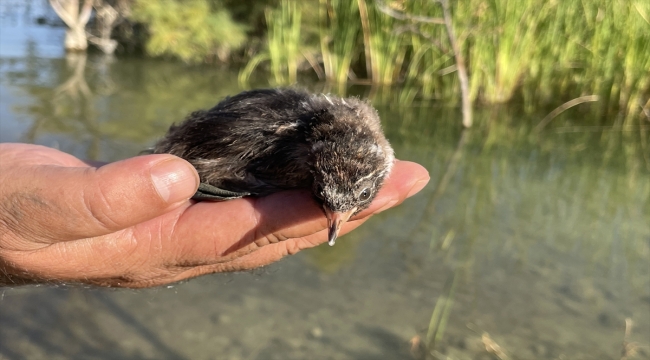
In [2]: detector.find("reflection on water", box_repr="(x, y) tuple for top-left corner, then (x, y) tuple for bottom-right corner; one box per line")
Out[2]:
(0, 52), (246, 160)
(1, 5), (649, 360)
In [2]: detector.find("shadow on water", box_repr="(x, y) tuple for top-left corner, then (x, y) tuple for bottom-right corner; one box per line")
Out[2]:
(1, 4), (649, 360)
(0, 288), (187, 360)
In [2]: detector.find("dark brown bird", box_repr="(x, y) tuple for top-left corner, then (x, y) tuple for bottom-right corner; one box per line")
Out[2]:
(152, 88), (394, 245)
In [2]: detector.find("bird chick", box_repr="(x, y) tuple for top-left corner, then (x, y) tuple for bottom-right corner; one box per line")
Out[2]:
(152, 88), (394, 246)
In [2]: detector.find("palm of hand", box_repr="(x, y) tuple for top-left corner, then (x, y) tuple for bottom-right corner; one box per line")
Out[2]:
(0, 143), (428, 287)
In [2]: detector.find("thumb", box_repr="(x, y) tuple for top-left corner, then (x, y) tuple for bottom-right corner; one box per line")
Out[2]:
(1, 155), (199, 244)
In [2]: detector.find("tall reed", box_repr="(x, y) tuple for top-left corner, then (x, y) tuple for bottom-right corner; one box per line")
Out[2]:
(239, 0), (302, 85)
(463, 0), (551, 103)
(358, 0), (408, 84)
(419, 0), (649, 119)
(240, 0), (649, 120)
(319, 0), (361, 83)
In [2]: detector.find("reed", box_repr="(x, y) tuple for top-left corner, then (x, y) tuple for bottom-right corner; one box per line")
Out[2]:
(358, 0), (409, 84)
(240, 0), (649, 119)
(431, 0), (648, 119)
(425, 269), (459, 352)
(239, 0), (303, 85)
(464, 0), (551, 103)
(318, 0), (361, 83)
(525, 0), (650, 121)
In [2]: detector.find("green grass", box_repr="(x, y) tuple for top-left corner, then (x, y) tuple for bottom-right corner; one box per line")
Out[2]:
(240, 0), (649, 121)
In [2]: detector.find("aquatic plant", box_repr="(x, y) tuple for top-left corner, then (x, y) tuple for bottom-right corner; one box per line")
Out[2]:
(239, 0), (303, 85)
(402, 0), (650, 121)
(318, 0), (361, 83)
(240, 0), (649, 121)
(358, 0), (408, 84)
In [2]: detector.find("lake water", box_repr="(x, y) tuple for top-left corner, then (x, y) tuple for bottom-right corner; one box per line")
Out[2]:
(1, 3), (649, 360)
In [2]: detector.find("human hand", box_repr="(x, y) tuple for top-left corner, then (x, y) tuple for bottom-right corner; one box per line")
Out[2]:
(0, 143), (429, 288)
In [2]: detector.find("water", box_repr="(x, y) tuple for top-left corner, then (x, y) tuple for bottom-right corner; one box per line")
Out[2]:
(1, 4), (649, 360)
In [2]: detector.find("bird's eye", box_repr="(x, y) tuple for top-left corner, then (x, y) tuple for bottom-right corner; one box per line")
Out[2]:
(358, 188), (372, 201)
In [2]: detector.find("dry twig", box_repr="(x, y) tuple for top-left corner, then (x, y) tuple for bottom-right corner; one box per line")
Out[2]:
(482, 332), (508, 360)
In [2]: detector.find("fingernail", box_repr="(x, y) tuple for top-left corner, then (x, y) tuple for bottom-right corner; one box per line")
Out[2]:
(407, 178), (429, 198)
(150, 159), (199, 204)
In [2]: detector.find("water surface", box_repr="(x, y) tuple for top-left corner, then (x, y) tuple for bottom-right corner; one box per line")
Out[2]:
(1, 4), (649, 360)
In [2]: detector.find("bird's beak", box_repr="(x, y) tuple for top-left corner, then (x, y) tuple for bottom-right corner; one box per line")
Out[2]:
(324, 207), (357, 246)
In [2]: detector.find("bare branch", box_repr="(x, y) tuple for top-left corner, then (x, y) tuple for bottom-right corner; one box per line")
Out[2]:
(438, 0), (472, 127)
(48, 0), (77, 27)
(79, 0), (94, 27)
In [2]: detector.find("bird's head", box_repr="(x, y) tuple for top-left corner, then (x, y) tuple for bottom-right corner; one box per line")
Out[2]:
(307, 95), (394, 246)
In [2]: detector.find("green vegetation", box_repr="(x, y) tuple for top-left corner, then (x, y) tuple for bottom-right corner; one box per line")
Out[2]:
(125, 0), (648, 120)
(238, 0), (648, 120)
(359, 0), (408, 85)
(318, 0), (361, 84)
(130, 0), (247, 63)
(5, 44), (648, 354)
(239, 0), (303, 85)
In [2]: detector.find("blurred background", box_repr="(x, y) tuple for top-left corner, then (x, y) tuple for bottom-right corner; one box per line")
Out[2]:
(0, 1), (648, 359)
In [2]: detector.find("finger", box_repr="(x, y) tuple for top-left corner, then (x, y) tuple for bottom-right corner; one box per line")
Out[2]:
(0, 143), (89, 167)
(162, 160), (430, 268)
(1, 160), (428, 287)
(41, 159), (426, 287)
(182, 160), (430, 272)
(0, 154), (199, 246)
(167, 215), (374, 282)
(354, 160), (430, 217)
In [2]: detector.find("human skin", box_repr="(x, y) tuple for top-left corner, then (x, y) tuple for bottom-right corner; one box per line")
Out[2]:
(0, 143), (429, 288)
